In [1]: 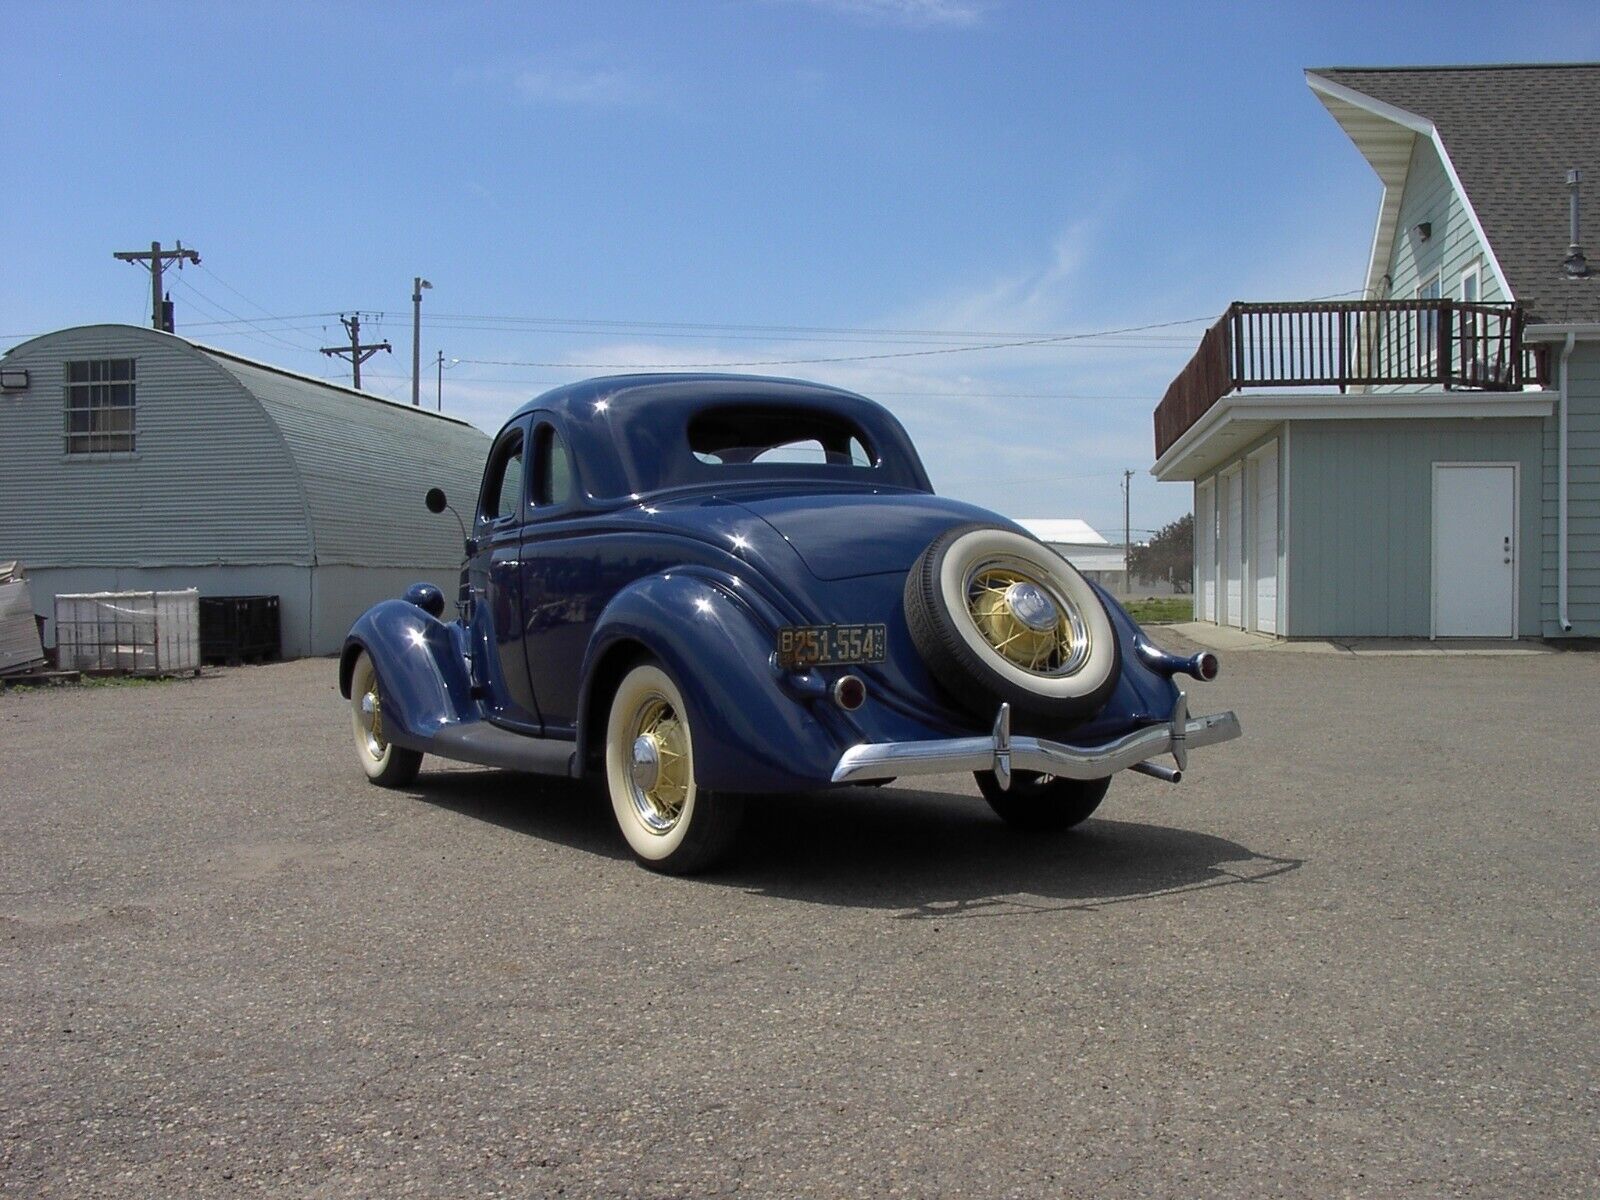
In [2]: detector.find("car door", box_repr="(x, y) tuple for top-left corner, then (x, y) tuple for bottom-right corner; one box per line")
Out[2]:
(517, 416), (599, 734)
(468, 419), (543, 731)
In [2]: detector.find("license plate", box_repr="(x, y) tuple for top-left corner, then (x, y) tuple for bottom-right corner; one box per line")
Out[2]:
(776, 623), (888, 669)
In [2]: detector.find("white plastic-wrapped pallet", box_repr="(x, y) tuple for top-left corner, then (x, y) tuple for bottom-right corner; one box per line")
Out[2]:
(0, 563), (46, 675)
(53, 590), (200, 673)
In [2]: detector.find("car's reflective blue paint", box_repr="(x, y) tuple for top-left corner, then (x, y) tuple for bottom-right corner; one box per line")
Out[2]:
(341, 373), (1196, 791)
(341, 599), (475, 751)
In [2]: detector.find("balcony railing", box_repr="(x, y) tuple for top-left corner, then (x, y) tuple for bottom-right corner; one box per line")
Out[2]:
(1154, 300), (1546, 458)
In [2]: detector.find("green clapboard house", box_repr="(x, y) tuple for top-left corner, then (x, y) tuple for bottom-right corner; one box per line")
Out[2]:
(1154, 63), (1600, 640)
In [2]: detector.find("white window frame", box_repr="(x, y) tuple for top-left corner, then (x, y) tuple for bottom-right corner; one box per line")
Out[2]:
(1417, 271), (1443, 374)
(63, 357), (137, 456)
(1459, 261), (1481, 303)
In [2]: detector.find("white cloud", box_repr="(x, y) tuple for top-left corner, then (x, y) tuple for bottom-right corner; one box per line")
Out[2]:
(511, 64), (650, 107)
(896, 221), (1095, 336)
(781, 0), (991, 28)
(457, 60), (654, 108)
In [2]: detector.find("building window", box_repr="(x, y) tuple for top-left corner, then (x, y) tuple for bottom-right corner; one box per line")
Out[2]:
(1459, 262), (1481, 303)
(63, 358), (136, 454)
(1417, 272), (1443, 370)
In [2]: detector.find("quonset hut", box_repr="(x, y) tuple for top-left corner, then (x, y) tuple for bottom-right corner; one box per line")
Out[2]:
(0, 324), (489, 656)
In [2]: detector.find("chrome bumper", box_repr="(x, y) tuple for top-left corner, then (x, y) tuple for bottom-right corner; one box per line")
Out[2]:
(830, 694), (1241, 789)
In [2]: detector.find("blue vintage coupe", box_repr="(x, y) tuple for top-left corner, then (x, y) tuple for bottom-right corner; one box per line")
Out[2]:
(341, 375), (1240, 872)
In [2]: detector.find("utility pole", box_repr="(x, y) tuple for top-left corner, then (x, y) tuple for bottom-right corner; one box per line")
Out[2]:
(411, 277), (432, 405)
(1122, 469), (1135, 596)
(320, 314), (391, 390)
(435, 351), (459, 412)
(112, 240), (200, 331)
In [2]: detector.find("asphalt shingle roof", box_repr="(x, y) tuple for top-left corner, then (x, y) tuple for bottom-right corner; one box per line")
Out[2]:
(1314, 64), (1600, 323)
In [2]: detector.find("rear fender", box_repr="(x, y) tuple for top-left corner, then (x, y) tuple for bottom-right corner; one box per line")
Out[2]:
(575, 569), (847, 792)
(341, 599), (475, 751)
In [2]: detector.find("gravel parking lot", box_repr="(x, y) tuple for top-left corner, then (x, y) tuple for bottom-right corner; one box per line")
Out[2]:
(2, 642), (1597, 1197)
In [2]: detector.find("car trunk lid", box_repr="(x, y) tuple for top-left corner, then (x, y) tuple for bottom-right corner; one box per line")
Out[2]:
(730, 490), (1005, 581)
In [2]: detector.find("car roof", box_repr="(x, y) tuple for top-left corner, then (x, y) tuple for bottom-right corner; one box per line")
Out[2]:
(508, 373), (933, 499)
(511, 372), (888, 425)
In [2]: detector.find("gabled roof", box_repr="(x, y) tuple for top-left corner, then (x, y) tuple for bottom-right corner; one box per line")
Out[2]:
(1307, 63), (1600, 322)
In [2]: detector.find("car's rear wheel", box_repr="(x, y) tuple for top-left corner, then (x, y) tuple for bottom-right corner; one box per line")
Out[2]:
(604, 661), (742, 874)
(349, 650), (423, 787)
(905, 524), (1120, 727)
(975, 771), (1109, 831)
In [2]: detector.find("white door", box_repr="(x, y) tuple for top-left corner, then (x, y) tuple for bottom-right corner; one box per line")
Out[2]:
(1250, 442), (1279, 634)
(1433, 464), (1516, 637)
(1196, 480), (1216, 622)
(1222, 467), (1244, 629)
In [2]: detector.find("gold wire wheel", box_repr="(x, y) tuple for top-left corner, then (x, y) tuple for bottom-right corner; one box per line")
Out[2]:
(625, 696), (691, 834)
(964, 559), (1092, 677)
(357, 676), (387, 758)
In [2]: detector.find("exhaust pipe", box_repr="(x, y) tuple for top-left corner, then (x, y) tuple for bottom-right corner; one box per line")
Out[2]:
(1134, 635), (1220, 682)
(1130, 760), (1183, 784)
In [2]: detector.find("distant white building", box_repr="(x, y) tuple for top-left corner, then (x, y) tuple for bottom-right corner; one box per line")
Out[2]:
(1011, 517), (1107, 546)
(1013, 517), (1179, 598)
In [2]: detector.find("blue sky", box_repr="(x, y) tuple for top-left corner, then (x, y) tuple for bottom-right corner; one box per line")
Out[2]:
(6, 0), (1597, 538)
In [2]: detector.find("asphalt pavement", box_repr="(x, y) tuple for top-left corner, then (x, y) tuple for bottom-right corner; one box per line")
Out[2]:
(2, 640), (1597, 1197)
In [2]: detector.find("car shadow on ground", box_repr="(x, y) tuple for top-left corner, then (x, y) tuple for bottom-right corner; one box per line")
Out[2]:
(403, 768), (1302, 918)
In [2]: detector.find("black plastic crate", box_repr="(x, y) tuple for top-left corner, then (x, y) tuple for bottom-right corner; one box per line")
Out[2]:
(199, 595), (281, 665)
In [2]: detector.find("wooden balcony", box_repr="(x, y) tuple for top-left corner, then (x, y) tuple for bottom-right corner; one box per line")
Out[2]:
(1154, 300), (1547, 459)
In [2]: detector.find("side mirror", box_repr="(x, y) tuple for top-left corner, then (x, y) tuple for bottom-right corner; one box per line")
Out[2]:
(425, 487), (448, 514)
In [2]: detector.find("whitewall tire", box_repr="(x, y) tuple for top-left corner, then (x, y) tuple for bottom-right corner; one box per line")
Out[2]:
(350, 650), (423, 787)
(604, 661), (741, 874)
(904, 524), (1120, 725)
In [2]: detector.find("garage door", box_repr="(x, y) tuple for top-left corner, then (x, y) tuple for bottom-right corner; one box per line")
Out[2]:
(1222, 466), (1244, 629)
(1196, 479), (1216, 622)
(1250, 441), (1279, 634)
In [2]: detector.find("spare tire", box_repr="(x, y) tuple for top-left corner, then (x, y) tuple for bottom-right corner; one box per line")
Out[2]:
(903, 523), (1120, 726)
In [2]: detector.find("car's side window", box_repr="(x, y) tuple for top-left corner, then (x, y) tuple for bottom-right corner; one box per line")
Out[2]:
(531, 423), (574, 508)
(479, 427), (526, 523)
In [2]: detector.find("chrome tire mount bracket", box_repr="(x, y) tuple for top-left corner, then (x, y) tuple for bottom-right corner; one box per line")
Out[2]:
(992, 702), (1012, 790)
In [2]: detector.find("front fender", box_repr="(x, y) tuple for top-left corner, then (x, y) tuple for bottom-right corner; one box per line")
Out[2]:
(576, 569), (850, 793)
(341, 599), (475, 751)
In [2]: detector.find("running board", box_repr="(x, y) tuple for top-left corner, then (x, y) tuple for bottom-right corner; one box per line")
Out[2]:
(421, 721), (579, 777)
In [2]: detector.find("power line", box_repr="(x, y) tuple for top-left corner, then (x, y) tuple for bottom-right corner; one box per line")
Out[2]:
(349, 371), (1156, 403)
(168, 313), (1199, 351)
(179, 308), (1209, 342)
(167, 275), (322, 355)
(448, 315), (1224, 370)
(190, 264), (327, 353)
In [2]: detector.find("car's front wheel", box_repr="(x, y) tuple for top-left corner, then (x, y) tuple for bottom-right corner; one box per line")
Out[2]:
(604, 661), (742, 874)
(349, 649), (423, 787)
(974, 770), (1109, 831)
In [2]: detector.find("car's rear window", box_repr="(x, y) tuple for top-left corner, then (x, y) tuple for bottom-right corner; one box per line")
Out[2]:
(687, 407), (877, 469)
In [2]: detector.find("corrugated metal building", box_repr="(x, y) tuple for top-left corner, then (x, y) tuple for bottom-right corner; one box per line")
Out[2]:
(0, 323), (490, 656)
